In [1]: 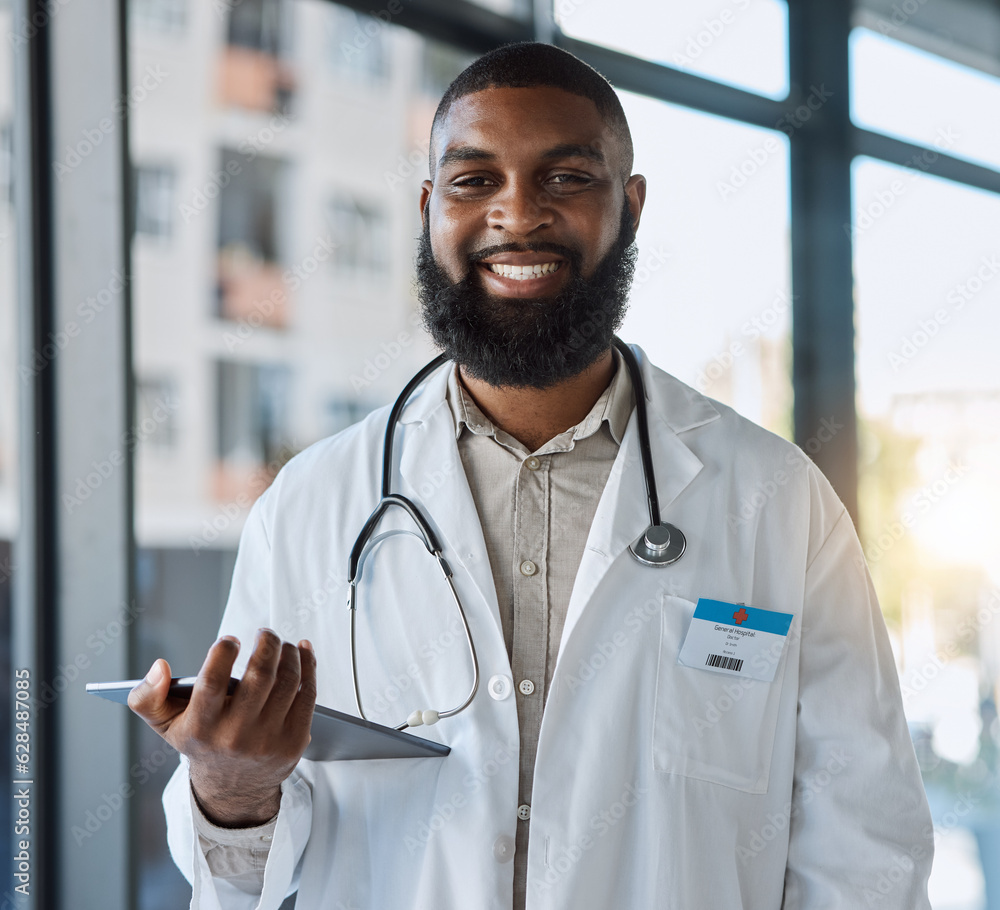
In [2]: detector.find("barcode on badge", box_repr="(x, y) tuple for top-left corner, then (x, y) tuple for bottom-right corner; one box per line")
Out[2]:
(706, 653), (743, 673)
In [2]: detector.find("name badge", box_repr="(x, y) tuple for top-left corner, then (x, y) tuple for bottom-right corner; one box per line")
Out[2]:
(677, 598), (794, 682)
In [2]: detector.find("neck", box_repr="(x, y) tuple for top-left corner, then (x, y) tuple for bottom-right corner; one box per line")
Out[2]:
(458, 348), (615, 453)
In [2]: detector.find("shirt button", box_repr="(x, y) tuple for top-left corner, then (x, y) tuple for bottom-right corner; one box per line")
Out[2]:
(518, 679), (535, 696)
(517, 804), (531, 821)
(524, 456), (541, 470)
(520, 559), (538, 577)
(260, 834), (272, 842)
(493, 834), (515, 863)
(488, 674), (513, 700)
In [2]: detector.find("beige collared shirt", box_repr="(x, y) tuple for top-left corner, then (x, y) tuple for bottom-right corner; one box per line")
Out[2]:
(194, 347), (635, 910)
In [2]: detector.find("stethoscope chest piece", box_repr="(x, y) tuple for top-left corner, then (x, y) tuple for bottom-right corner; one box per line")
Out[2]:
(629, 522), (686, 567)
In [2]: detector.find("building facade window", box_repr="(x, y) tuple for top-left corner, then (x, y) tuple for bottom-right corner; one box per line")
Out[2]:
(136, 377), (179, 451)
(326, 194), (389, 276)
(326, 5), (388, 85)
(129, 0), (186, 34)
(216, 360), (292, 469)
(133, 164), (175, 239)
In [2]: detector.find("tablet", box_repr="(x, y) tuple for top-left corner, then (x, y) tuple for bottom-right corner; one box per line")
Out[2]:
(86, 678), (450, 761)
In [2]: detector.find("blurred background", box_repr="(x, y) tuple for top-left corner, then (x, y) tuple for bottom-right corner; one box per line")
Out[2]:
(1, 0), (998, 906)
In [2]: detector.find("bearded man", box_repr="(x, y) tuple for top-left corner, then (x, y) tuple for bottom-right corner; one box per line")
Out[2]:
(131, 42), (932, 910)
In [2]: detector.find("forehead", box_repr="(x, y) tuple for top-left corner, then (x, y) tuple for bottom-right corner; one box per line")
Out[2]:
(433, 85), (619, 170)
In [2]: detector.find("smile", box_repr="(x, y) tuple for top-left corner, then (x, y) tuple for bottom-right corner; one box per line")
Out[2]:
(486, 262), (562, 280)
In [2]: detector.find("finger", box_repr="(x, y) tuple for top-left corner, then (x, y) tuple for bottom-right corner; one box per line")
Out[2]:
(260, 641), (302, 724)
(128, 658), (184, 733)
(186, 636), (241, 724)
(285, 641), (317, 748)
(229, 628), (283, 717)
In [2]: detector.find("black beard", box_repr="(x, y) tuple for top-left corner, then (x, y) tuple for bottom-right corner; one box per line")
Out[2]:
(415, 202), (638, 389)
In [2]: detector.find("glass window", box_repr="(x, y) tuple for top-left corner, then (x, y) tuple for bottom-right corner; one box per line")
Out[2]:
(851, 27), (1000, 173)
(133, 164), (176, 239)
(558, 0), (789, 100)
(619, 90), (792, 438)
(853, 157), (1000, 908)
(129, 0), (186, 34)
(327, 194), (390, 276)
(326, 4), (388, 85)
(136, 377), (180, 451)
(0, 123), (11, 205)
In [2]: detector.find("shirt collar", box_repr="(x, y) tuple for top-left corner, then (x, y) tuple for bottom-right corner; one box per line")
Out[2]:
(445, 345), (634, 451)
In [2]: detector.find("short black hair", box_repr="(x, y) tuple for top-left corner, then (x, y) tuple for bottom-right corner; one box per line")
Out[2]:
(429, 42), (634, 181)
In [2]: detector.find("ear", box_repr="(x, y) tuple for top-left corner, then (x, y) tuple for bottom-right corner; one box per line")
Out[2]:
(624, 174), (646, 234)
(419, 181), (433, 229)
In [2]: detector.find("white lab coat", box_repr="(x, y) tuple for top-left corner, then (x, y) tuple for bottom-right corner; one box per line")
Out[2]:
(162, 344), (933, 909)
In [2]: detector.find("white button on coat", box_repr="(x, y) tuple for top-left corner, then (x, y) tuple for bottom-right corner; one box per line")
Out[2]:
(487, 674), (513, 700)
(492, 834), (515, 863)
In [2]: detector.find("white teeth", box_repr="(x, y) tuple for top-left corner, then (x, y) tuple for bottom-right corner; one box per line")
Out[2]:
(487, 262), (561, 280)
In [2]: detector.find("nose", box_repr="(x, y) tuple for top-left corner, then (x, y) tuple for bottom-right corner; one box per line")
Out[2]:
(486, 180), (554, 237)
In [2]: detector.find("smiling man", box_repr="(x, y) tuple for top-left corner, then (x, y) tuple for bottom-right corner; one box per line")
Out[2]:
(132, 42), (932, 910)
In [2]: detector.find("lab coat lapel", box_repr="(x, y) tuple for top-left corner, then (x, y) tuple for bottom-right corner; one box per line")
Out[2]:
(396, 361), (504, 641)
(557, 348), (719, 661)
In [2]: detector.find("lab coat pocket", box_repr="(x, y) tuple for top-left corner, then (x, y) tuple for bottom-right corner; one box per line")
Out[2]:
(652, 595), (787, 793)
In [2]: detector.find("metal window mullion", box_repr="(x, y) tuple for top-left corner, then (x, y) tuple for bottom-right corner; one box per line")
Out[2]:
(854, 127), (1000, 195)
(788, 0), (858, 521)
(14, 1), (134, 908)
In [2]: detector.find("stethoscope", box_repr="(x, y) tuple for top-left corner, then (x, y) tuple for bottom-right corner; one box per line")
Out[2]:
(348, 336), (686, 731)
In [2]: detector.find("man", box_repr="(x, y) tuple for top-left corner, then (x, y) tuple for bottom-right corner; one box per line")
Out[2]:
(130, 42), (933, 909)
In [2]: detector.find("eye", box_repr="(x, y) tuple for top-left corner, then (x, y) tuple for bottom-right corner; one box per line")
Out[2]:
(549, 173), (591, 185)
(452, 176), (495, 188)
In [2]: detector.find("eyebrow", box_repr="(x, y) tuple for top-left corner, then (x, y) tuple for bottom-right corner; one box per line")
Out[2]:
(436, 142), (608, 170)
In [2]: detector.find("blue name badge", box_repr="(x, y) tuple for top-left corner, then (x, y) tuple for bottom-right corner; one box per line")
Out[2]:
(677, 598), (794, 682)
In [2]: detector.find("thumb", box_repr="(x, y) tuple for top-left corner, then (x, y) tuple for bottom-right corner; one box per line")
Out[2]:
(127, 658), (175, 727)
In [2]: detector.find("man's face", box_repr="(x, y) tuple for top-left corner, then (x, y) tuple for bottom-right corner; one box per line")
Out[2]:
(416, 85), (646, 389)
